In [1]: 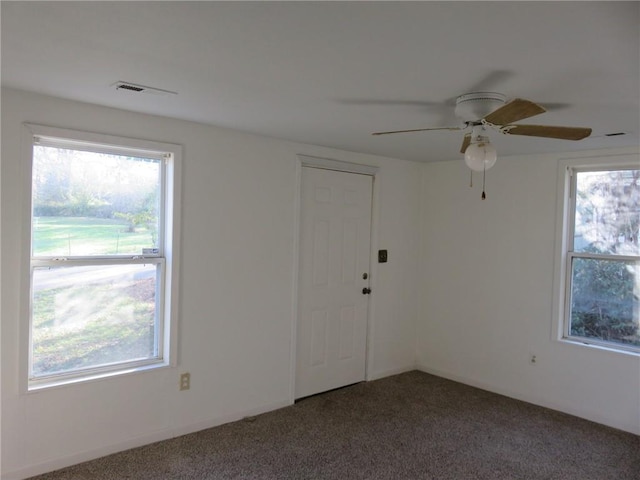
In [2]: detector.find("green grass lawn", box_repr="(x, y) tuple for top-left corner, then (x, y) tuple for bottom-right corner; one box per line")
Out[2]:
(33, 216), (155, 256)
(31, 216), (158, 376)
(32, 277), (157, 376)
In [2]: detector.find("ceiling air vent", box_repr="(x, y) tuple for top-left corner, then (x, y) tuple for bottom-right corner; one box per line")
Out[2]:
(113, 81), (177, 96)
(117, 83), (144, 92)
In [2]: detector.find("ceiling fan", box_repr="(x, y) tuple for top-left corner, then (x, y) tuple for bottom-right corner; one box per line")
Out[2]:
(372, 91), (591, 167)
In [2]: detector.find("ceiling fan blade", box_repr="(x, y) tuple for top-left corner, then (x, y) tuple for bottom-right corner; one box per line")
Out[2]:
(338, 98), (444, 108)
(466, 70), (514, 93)
(460, 134), (471, 153)
(505, 124), (592, 140)
(483, 98), (546, 126)
(372, 127), (460, 136)
(539, 102), (571, 111)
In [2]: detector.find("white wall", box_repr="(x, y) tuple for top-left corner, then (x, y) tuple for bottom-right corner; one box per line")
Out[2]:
(1, 88), (421, 479)
(417, 148), (640, 435)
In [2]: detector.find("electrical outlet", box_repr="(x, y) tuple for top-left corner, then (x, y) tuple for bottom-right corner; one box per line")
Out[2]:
(180, 372), (191, 391)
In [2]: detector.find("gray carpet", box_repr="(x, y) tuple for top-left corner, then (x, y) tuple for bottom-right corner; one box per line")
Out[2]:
(29, 371), (639, 479)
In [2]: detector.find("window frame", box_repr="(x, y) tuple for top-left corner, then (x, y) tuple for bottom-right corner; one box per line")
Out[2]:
(21, 124), (182, 391)
(553, 153), (639, 356)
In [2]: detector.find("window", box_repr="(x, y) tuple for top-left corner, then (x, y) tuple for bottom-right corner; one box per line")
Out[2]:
(24, 125), (181, 389)
(556, 158), (639, 354)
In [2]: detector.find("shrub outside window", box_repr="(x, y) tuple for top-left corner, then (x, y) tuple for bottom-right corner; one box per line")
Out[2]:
(561, 163), (639, 354)
(25, 125), (181, 389)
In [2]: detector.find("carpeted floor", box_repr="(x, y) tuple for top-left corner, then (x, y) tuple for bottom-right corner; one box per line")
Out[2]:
(29, 371), (639, 479)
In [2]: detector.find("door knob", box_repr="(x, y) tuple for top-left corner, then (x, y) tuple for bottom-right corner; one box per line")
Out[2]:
(362, 287), (371, 295)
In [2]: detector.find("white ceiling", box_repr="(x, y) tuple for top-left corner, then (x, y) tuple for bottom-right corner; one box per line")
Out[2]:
(2, 1), (638, 163)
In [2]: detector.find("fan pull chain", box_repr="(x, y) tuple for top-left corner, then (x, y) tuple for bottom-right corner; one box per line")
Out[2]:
(469, 170), (473, 187)
(481, 164), (487, 200)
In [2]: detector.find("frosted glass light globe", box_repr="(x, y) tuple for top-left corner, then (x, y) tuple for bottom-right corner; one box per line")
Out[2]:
(464, 141), (497, 172)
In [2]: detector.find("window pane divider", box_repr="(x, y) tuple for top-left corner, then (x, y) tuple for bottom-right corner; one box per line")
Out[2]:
(568, 252), (639, 262)
(32, 257), (164, 268)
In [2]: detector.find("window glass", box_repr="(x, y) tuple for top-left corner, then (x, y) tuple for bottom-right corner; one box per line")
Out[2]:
(31, 263), (160, 377)
(574, 170), (639, 256)
(32, 146), (161, 257)
(569, 257), (639, 349)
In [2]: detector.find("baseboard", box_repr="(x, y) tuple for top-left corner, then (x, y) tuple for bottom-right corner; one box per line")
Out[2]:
(2, 399), (291, 480)
(415, 364), (639, 436)
(367, 364), (416, 381)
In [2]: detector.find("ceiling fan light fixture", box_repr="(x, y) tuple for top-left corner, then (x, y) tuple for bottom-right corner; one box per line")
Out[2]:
(464, 137), (497, 172)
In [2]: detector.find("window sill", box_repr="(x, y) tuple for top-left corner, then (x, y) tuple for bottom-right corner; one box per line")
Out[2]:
(26, 361), (172, 393)
(559, 337), (640, 358)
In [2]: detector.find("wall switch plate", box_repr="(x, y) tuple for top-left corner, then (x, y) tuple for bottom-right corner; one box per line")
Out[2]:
(180, 372), (191, 391)
(378, 250), (388, 263)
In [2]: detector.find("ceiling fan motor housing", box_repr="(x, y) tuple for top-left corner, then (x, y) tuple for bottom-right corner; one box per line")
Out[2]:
(454, 92), (507, 123)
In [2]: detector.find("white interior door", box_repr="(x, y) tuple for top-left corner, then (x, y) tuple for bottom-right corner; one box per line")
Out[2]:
(295, 166), (373, 399)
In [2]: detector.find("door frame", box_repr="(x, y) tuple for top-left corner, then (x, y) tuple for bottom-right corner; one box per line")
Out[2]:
(289, 154), (380, 403)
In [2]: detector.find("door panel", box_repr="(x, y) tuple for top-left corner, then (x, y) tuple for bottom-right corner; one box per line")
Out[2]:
(296, 167), (373, 399)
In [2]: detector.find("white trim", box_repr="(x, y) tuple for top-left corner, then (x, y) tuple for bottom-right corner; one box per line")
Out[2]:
(1, 399), (290, 480)
(27, 123), (179, 159)
(288, 157), (303, 404)
(165, 142), (182, 370)
(297, 154), (379, 176)
(415, 364), (639, 435)
(291, 154), (379, 399)
(365, 173), (380, 381)
(367, 364), (416, 381)
(25, 362), (172, 394)
(19, 125), (36, 394)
